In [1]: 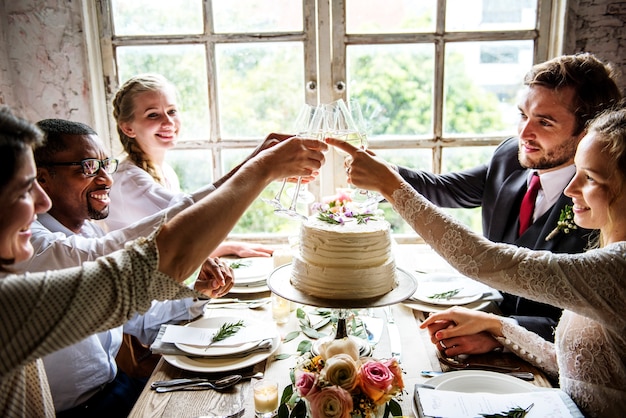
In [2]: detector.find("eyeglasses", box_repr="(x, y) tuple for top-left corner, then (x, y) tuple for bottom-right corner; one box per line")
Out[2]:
(45, 158), (119, 177)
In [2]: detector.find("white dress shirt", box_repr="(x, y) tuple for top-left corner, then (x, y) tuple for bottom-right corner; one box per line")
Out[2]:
(106, 158), (188, 231)
(530, 164), (576, 222)
(14, 208), (210, 411)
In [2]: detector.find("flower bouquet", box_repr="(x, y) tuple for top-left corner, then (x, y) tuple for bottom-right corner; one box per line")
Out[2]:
(278, 337), (404, 418)
(312, 189), (383, 225)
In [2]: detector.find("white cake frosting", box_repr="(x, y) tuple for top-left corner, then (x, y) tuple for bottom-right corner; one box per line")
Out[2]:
(291, 217), (397, 299)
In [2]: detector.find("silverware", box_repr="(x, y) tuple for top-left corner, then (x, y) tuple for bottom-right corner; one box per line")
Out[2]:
(437, 352), (521, 372)
(151, 371), (263, 389)
(384, 306), (402, 362)
(204, 299), (270, 310)
(420, 370), (534, 381)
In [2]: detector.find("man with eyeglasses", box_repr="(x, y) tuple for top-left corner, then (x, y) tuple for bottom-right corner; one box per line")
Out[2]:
(15, 118), (234, 417)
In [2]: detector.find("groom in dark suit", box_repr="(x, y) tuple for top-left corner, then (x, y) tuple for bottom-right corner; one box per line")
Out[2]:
(399, 53), (622, 355)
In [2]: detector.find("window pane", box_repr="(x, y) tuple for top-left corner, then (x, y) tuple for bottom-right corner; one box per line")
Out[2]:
(223, 149), (302, 235)
(116, 45), (211, 140)
(443, 40), (533, 136)
(346, 0), (436, 33)
(167, 149), (213, 193)
(111, 0), (203, 36)
(446, 0), (537, 32)
(348, 44), (435, 136)
(216, 43), (304, 137)
(212, 0), (303, 33)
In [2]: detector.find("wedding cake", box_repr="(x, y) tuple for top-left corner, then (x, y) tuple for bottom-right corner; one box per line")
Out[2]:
(290, 216), (397, 300)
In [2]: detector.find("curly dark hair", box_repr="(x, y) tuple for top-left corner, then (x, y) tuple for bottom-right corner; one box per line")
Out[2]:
(524, 53), (622, 135)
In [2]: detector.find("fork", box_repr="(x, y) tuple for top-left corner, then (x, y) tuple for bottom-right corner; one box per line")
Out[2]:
(437, 351), (520, 372)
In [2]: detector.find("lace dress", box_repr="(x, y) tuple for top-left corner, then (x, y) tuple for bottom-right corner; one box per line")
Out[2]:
(392, 183), (626, 417)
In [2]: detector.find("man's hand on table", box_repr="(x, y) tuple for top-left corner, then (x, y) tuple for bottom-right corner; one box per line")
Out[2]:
(194, 257), (234, 298)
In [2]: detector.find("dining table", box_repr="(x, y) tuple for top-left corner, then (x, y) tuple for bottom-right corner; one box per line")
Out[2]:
(129, 244), (555, 418)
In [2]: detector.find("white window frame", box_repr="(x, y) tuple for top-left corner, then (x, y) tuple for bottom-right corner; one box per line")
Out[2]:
(84, 0), (565, 242)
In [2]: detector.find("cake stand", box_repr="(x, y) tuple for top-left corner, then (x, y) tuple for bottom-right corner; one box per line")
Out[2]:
(267, 263), (417, 356)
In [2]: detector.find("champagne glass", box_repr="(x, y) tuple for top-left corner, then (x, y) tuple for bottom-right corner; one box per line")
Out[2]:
(348, 99), (383, 208)
(275, 104), (320, 221)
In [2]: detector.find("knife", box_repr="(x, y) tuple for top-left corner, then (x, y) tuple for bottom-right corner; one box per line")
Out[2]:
(384, 306), (402, 362)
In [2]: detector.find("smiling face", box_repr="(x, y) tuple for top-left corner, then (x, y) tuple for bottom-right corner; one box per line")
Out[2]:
(516, 85), (585, 173)
(37, 134), (113, 233)
(119, 86), (180, 163)
(0, 149), (51, 263)
(565, 132), (626, 244)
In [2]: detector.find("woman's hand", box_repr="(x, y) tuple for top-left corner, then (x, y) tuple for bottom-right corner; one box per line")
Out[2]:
(325, 137), (403, 202)
(194, 257), (234, 298)
(420, 307), (504, 356)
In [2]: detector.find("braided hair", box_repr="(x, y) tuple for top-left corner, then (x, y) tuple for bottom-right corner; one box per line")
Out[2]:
(112, 73), (177, 185)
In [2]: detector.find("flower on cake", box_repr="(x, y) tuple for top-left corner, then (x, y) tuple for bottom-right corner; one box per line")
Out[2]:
(312, 189), (383, 225)
(279, 337), (404, 418)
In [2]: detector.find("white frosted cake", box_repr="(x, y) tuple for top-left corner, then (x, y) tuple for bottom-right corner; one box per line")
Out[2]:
(290, 217), (397, 300)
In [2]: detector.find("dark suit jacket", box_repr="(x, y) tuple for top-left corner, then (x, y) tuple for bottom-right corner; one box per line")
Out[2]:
(398, 137), (595, 341)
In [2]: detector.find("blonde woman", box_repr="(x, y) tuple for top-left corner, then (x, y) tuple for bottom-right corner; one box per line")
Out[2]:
(108, 73), (285, 257)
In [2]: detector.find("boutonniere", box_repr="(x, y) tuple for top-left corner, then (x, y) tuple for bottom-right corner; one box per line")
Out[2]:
(545, 205), (577, 241)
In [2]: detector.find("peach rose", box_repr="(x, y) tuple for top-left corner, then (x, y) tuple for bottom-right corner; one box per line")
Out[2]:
(383, 358), (404, 393)
(306, 385), (353, 418)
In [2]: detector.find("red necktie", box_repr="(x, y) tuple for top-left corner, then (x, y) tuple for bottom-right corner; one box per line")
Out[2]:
(519, 173), (541, 235)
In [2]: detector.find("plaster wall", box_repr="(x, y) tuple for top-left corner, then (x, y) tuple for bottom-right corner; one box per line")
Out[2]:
(1, 0), (624, 126)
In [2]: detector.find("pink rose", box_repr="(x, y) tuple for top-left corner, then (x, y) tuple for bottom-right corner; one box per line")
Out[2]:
(383, 358), (405, 392)
(295, 370), (317, 397)
(358, 359), (394, 404)
(306, 386), (353, 418)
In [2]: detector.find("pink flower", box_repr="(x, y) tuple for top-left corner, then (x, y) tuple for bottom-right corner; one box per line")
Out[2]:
(306, 385), (353, 418)
(358, 359), (394, 404)
(295, 370), (317, 397)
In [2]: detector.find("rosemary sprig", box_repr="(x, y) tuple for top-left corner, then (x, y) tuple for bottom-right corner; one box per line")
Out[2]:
(480, 403), (534, 418)
(428, 288), (462, 300)
(212, 320), (245, 343)
(227, 260), (251, 269)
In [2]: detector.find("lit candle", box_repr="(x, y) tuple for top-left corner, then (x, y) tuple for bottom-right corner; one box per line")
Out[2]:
(253, 380), (279, 417)
(271, 293), (291, 324)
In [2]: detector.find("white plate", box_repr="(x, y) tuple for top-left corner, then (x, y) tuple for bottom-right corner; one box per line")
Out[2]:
(165, 332), (280, 373)
(407, 272), (496, 308)
(404, 298), (491, 313)
(225, 257), (273, 284)
(428, 370), (536, 393)
(228, 284), (269, 294)
(175, 317), (267, 356)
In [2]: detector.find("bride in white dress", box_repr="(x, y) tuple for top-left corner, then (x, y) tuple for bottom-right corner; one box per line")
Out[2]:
(328, 106), (626, 418)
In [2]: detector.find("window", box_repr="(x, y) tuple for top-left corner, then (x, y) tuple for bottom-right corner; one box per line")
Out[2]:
(96, 0), (557, 240)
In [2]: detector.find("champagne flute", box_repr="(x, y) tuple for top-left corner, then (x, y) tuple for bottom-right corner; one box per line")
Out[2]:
(275, 104), (320, 221)
(348, 99), (383, 208)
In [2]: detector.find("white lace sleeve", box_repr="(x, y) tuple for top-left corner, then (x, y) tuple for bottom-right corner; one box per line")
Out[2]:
(391, 183), (626, 331)
(494, 320), (559, 379)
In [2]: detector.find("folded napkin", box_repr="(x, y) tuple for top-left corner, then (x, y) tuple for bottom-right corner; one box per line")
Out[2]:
(151, 324), (196, 357)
